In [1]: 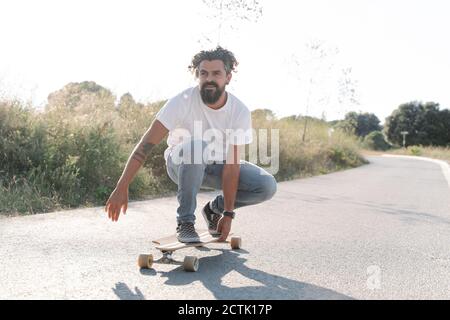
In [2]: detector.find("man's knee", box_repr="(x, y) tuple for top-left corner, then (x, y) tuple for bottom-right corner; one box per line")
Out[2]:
(259, 175), (277, 201)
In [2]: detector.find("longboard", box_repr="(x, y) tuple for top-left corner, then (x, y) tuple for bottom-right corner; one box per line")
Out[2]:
(138, 229), (242, 272)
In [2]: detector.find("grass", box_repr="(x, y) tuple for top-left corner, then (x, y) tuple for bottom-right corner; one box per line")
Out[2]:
(0, 91), (367, 216)
(384, 146), (450, 163)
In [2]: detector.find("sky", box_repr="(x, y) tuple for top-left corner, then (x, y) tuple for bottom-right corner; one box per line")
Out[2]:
(1, 0), (449, 123)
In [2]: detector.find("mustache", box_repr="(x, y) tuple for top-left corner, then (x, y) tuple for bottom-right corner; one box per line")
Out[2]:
(203, 82), (218, 88)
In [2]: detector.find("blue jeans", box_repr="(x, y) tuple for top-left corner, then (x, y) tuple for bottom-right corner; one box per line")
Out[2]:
(166, 139), (278, 225)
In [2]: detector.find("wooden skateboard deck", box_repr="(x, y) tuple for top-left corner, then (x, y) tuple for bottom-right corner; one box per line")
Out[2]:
(138, 230), (242, 272)
(152, 229), (230, 252)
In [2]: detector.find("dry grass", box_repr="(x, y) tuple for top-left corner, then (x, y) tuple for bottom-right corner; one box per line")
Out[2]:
(385, 146), (450, 163)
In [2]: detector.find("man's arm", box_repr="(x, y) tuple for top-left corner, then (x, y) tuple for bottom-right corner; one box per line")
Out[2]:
(217, 144), (241, 240)
(105, 119), (169, 222)
(222, 144), (241, 212)
(116, 119), (169, 189)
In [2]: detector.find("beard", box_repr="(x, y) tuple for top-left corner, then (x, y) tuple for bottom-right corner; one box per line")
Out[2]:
(200, 82), (225, 105)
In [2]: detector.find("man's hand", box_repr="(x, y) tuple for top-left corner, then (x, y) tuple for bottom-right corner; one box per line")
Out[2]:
(217, 216), (233, 241)
(105, 187), (128, 222)
(103, 120), (168, 223)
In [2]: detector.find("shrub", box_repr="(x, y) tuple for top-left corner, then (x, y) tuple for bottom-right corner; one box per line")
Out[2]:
(0, 101), (47, 178)
(363, 131), (391, 151)
(409, 146), (422, 156)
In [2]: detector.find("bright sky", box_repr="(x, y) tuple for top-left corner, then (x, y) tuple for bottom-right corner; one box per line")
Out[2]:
(1, 0), (449, 122)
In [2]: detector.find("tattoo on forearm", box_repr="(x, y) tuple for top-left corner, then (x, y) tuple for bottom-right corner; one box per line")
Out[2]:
(132, 142), (155, 165)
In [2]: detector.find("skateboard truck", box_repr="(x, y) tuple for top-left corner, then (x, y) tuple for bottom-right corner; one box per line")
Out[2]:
(160, 251), (174, 263)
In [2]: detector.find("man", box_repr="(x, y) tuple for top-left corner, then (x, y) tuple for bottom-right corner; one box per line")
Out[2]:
(105, 46), (277, 243)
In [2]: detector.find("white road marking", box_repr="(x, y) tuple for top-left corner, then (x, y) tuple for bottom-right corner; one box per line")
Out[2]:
(382, 154), (450, 190)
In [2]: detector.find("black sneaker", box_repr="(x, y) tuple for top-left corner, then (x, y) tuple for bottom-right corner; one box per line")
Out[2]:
(176, 222), (200, 243)
(201, 202), (222, 236)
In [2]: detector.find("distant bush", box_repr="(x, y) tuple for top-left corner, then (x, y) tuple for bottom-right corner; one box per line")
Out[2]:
(363, 131), (391, 151)
(0, 100), (47, 178)
(409, 146), (422, 156)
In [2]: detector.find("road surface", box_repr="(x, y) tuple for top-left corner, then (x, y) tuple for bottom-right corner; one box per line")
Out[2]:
(1, 155), (449, 299)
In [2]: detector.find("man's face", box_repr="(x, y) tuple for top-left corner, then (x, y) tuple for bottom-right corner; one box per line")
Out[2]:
(197, 60), (232, 105)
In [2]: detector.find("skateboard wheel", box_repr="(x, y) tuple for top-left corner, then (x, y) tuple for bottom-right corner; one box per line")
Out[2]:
(183, 256), (199, 272)
(138, 254), (153, 269)
(230, 236), (242, 250)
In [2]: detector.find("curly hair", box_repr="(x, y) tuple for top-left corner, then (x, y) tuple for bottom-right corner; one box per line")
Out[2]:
(188, 46), (239, 76)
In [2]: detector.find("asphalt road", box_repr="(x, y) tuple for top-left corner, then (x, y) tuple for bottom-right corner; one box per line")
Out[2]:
(1, 155), (449, 300)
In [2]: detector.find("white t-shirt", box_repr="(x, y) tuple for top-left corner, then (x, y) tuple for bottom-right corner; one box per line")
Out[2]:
(155, 86), (253, 162)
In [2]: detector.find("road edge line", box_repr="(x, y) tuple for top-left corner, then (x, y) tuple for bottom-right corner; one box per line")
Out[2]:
(381, 154), (450, 190)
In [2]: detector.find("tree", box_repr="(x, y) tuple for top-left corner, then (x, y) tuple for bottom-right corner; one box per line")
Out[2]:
(355, 112), (381, 137)
(414, 102), (445, 145)
(118, 92), (136, 109)
(384, 101), (450, 146)
(46, 81), (116, 114)
(439, 109), (450, 145)
(251, 108), (276, 121)
(334, 111), (381, 137)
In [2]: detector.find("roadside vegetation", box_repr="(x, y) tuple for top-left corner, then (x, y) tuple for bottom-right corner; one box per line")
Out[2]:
(331, 103), (450, 163)
(385, 146), (450, 162)
(0, 82), (366, 216)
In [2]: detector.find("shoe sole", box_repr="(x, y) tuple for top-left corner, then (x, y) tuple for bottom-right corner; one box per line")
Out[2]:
(177, 236), (201, 243)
